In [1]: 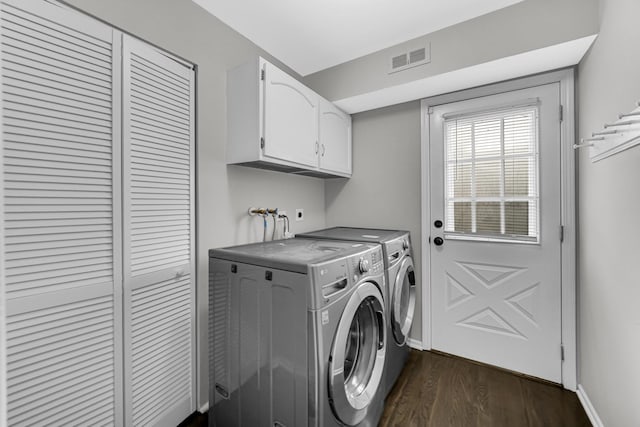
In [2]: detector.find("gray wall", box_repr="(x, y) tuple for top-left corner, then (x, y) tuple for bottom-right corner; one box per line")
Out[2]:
(325, 102), (423, 339)
(60, 0), (640, 424)
(64, 0), (327, 410)
(304, 0), (598, 102)
(577, 0), (640, 425)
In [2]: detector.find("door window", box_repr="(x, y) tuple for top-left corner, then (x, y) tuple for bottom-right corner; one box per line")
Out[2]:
(444, 105), (540, 243)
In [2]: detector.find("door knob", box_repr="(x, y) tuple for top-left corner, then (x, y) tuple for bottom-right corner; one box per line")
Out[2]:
(433, 237), (444, 246)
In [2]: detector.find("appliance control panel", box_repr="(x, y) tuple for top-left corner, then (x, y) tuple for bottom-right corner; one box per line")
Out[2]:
(350, 247), (384, 279)
(309, 245), (384, 309)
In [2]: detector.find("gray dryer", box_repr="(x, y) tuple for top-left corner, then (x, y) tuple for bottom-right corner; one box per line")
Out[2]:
(297, 227), (417, 397)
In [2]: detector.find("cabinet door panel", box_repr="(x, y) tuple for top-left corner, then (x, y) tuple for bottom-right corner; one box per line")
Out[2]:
(1, 0), (122, 425)
(122, 35), (196, 427)
(263, 62), (319, 168)
(319, 99), (352, 175)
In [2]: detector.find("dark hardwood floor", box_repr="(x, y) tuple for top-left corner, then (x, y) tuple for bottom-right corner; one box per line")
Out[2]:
(380, 350), (591, 427)
(186, 350), (590, 426)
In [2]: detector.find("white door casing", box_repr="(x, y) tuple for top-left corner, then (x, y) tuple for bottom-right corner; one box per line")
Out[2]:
(429, 83), (562, 383)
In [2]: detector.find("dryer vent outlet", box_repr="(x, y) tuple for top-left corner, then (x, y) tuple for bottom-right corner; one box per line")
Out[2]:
(295, 209), (304, 221)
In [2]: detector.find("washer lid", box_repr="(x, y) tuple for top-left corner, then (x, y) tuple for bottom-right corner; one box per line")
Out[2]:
(298, 227), (407, 244)
(209, 238), (374, 273)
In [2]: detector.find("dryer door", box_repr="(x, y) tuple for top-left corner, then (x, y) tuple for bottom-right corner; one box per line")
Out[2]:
(392, 257), (416, 345)
(329, 281), (386, 426)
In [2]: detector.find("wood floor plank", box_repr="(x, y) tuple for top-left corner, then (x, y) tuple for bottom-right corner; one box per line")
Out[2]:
(380, 350), (592, 427)
(191, 349), (591, 426)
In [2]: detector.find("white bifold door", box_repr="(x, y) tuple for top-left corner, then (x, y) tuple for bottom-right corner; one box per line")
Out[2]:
(122, 36), (196, 426)
(1, 1), (196, 426)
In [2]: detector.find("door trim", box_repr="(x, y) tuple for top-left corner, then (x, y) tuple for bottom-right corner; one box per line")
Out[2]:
(419, 69), (576, 390)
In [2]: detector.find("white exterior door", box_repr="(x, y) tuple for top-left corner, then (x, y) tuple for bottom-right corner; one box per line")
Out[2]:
(429, 83), (562, 382)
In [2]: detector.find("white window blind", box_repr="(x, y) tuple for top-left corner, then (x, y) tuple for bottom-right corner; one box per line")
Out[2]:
(444, 105), (540, 242)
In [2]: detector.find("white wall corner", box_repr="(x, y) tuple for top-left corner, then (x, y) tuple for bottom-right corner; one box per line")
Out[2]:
(576, 385), (605, 427)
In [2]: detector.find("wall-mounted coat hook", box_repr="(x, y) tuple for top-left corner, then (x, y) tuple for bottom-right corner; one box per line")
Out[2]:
(585, 100), (640, 161)
(592, 129), (618, 136)
(604, 118), (640, 128)
(619, 111), (640, 119)
(574, 137), (602, 149)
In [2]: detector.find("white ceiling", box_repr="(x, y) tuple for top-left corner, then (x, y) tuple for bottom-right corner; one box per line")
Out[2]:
(192, 0), (523, 76)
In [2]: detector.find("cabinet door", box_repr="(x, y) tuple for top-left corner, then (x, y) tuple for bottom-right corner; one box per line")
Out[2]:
(318, 99), (352, 175)
(263, 62), (319, 168)
(1, 0), (123, 425)
(122, 35), (196, 427)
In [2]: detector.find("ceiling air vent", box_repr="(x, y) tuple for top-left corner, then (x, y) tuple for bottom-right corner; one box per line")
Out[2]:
(392, 53), (408, 70)
(409, 48), (426, 64)
(389, 43), (431, 74)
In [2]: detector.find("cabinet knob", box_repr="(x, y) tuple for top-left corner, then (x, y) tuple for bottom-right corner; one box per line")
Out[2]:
(315, 141), (319, 154)
(321, 144), (326, 156)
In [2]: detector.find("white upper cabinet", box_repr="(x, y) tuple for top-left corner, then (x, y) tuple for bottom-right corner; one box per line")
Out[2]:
(227, 57), (352, 178)
(318, 98), (352, 175)
(263, 61), (319, 168)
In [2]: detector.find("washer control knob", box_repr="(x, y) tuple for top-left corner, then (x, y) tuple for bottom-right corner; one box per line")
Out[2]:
(402, 239), (409, 250)
(358, 258), (370, 274)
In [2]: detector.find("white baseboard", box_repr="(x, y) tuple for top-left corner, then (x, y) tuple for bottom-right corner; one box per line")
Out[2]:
(576, 384), (604, 427)
(407, 337), (424, 350)
(199, 402), (209, 414)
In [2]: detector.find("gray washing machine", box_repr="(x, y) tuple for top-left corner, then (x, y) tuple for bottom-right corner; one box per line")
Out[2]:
(209, 238), (387, 427)
(297, 227), (417, 397)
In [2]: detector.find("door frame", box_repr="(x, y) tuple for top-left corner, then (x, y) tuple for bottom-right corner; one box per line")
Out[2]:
(419, 69), (577, 390)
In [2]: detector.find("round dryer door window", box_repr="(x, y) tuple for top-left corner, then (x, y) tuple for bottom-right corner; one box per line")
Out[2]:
(329, 281), (386, 426)
(392, 257), (416, 345)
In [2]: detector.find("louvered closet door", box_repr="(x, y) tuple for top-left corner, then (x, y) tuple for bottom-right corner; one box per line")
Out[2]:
(1, 0), (123, 426)
(122, 35), (196, 427)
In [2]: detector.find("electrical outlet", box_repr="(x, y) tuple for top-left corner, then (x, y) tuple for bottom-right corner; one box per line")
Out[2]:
(295, 209), (304, 221)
